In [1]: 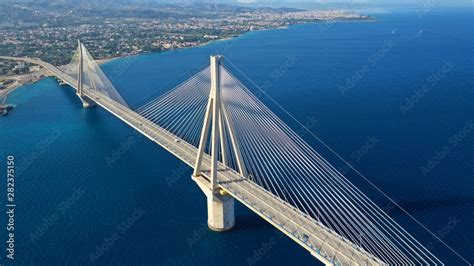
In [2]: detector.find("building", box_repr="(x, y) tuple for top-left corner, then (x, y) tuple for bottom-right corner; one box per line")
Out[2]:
(0, 80), (14, 89)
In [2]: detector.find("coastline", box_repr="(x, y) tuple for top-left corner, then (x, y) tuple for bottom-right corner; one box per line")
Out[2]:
(0, 15), (374, 109)
(97, 15), (375, 66)
(97, 17), (374, 65)
(0, 72), (44, 108)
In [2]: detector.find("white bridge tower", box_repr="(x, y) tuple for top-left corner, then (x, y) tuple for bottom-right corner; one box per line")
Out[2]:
(192, 55), (245, 232)
(76, 40), (94, 108)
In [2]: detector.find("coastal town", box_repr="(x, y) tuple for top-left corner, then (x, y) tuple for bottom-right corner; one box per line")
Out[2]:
(0, 63), (44, 116)
(0, 2), (371, 71)
(0, 2), (372, 115)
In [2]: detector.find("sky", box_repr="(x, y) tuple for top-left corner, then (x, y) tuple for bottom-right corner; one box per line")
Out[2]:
(161, 0), (473, 9)
(234, 0), (472, 6)
(6, 0), (472, 8)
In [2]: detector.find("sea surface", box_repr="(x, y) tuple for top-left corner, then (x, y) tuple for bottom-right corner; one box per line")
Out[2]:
(1, 8), (473, 266)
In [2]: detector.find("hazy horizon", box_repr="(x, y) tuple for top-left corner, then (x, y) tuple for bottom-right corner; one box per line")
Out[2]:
(3, 0), (472, 8)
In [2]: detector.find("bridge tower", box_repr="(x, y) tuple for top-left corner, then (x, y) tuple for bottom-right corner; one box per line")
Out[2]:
(193, 55), (244, 232)
(76, 40), (94, 108)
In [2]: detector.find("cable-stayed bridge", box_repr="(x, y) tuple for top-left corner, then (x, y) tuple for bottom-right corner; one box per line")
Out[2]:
(0, 42), (443, 266)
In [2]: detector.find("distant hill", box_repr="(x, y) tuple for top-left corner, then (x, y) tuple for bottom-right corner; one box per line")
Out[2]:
(2, 1), (304, 16)
(3, 0), (300, 9)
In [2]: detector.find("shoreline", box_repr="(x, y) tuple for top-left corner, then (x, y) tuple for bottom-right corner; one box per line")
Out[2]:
(0, 72), (44, 106)
(97, 16), (375, 65)
(0, 15), (373, 108)
(98, 18), (373, 66)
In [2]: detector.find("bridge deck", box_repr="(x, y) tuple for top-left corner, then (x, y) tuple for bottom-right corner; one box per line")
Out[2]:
(1, 56), (385, 266)
(86, 90), (384, 266)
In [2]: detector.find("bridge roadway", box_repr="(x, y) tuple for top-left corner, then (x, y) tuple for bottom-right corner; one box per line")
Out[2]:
(0, 56), (79, 86)
(1, 56), (384, 266)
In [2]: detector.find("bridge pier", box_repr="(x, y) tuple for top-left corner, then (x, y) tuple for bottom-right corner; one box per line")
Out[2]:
(76, 40), (95, 108)
(77, 94), (95, 108)
(192, 55), (240, 232)
(207, 190), (235, 231)
(193, 175), (235, 231)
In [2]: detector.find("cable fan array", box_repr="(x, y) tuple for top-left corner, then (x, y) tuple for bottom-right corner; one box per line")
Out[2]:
(220, 66), (443, 265)
(50, 40), (447, 264)
(63, 43), (128, 107)
(135, 62), (442, 265)
(136, 67), (212, 148)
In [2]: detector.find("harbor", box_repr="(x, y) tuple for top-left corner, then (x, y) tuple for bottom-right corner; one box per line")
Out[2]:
(0, 64), (45, 117)
(0, 103), (13, 117)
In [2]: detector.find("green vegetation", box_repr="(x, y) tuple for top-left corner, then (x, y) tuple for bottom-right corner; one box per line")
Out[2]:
(0, 2), (370, 75)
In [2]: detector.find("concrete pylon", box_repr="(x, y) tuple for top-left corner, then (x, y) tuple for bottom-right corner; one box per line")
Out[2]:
(76, 40), (94, 108)
(192, 55), (239, 232)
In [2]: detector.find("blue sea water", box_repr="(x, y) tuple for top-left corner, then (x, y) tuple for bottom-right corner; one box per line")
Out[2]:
(1, 8), (473, 266)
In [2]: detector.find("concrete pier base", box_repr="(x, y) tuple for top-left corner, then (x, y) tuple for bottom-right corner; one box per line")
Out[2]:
(192, 175), (235, 232)
(207, 192), (235, 231)
(77, 94), (95, 108)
